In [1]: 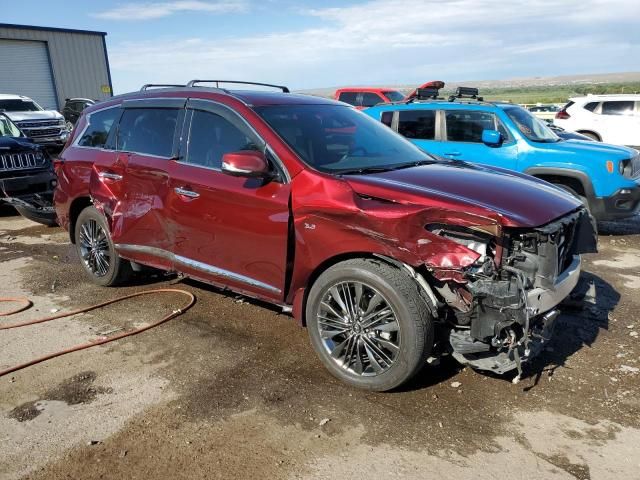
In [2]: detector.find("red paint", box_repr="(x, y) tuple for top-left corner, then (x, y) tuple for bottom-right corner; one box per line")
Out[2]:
(55, 87), (581, 323)
(333, 88), (404, 110)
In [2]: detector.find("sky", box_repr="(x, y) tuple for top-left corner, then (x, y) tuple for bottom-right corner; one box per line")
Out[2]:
(1, 0), (639, 95)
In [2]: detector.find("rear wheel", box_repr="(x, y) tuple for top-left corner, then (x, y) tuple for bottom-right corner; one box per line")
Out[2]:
(74, 206), (131, 286)
(577, 131), (600, 141)
(306, 259), (433, 391)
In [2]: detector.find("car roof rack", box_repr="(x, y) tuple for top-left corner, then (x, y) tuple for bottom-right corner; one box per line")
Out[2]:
(186, 80), (290, 93)
(448, 86), (483, 102)
(140, 84), (186, 91)
(415, 87), (443, 100)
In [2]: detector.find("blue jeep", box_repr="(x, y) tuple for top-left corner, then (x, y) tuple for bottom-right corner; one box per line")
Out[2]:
(364, 87), (640, 221)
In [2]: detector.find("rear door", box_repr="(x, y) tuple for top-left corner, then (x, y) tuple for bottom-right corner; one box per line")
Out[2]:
(104, 98), (185, 270)
(394, 108), (444, 156)
(441, 109), (518, 169)
(597, 100), (638, 145)
(168, 99), (290, 299)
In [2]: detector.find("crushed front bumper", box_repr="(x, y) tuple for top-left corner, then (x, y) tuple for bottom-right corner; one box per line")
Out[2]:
(450, 255), (582, 375)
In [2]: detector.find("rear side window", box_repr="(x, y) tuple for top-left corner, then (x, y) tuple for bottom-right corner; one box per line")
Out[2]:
(583, 101), (599, 112)
(601, 101), (634, 116)
(77, 107), (120, 148)
(338, 92), (358, 106)
(361, 93), (383, 107)
(380, 111), (393, 127)
(116, 108), (180, 157)
(398, 110), (436, 140)
(186, 109), (258, 170)
(445, 110), (497, 143)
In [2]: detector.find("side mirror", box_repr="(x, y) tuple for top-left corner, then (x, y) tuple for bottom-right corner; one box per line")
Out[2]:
(221, 150), (271, 178)
(482, 129), (502, 146)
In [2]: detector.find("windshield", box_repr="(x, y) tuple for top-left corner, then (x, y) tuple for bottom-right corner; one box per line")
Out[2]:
(255, 104), (434, 174)
(0, 115), (21, 137)
(0, 99), (42, 112)
(384, 91), (405, 102)
(504, 106), (560, 142)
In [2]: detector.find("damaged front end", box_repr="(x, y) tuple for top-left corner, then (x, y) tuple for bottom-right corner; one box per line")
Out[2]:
(428, 209), (597, 378)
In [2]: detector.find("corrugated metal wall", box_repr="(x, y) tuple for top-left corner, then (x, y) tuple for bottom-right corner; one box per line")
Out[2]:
(0, 25), (112, 110)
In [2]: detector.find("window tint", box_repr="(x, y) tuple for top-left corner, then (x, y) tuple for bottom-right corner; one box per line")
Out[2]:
(380, 111), (393, 127)
(583, 101), (599, 112)
(186, 110), (258, 169)
(445, 110), (497, 143)
(78, 107), (120, 148)
(338, 92), (358, 106)
(116, 108), (179, 157)
(383, 91), (405, 102)
(398, 110), (436, 140)
(361, 93), (383, 107)
(601, 101), (634, 116)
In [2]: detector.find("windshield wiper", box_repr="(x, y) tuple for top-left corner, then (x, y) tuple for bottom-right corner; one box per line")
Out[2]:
(335, 159), (438, 176)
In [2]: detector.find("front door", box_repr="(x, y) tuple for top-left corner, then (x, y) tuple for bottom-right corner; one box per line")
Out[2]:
(440, 109), (518, 169)
(168, 99), (290, 300)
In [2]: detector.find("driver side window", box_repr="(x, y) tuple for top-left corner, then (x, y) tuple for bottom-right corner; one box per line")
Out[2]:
(185, 109), (258, 170)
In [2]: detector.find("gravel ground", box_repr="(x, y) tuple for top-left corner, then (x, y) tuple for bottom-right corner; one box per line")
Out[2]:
(0, 209), (638, 480)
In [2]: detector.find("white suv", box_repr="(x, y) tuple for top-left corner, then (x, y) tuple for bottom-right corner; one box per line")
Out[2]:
(554, 94), (640, 148)
(0, 94), (68, 148)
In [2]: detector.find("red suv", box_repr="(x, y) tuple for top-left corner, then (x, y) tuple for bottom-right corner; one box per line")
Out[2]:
(55, 80), (596, 391)
(334, 87), (405, 109)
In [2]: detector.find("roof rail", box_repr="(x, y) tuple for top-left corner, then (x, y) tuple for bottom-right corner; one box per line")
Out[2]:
(186, 79), (290, 93)
(448, 86), (483, 102)
(140, 84), (186, 91)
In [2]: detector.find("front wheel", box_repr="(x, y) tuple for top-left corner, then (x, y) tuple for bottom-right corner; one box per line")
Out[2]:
(306, 259), (433, 391)
(74, 206), (131, 286)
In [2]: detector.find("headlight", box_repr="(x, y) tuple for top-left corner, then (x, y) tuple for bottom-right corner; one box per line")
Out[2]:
(426, 224), (494, 261)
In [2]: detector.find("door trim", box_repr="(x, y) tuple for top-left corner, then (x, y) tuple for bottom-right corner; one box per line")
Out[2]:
(115, 243), (282, 294)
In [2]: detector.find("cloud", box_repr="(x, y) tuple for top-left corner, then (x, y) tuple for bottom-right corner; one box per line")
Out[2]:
(108, 0), (640, 92)
(94, 0), (247, 21)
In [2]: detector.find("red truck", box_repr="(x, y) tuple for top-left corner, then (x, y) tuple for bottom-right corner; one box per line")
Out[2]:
(54, 80), (595, 390)
(333, 87), (406, 109)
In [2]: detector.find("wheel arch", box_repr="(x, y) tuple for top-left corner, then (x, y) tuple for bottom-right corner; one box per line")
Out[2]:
(575, 130), (601, 141)
(68, 196), (93, 243)
(524, 167), (595, 200)
(290, 252), (437, 327)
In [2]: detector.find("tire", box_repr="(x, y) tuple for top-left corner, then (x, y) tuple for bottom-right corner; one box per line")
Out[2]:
(577, 131), (600, 142)
(553, 184), (590, 213)
(74, 206), (132, 286)
(306, 258), (434, 391)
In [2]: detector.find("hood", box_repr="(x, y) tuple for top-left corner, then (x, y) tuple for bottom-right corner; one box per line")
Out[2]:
(0, 135), (40, 152)
(545, 139), (637, 159)
(345, 161), (582, 228)
(3, 110), (63, 122)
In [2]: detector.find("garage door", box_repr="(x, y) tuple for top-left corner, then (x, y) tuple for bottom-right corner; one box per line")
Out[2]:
(0, 39), (58, 110)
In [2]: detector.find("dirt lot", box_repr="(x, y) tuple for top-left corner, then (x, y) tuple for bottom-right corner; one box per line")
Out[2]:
(1, 208), (639, 480)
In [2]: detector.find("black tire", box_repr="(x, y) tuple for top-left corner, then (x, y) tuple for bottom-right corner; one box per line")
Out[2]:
(577, 131), (600, 141)
(306, 258), (433, 391)
(74, 206), (132, 286)
(554, 184), (590, 213)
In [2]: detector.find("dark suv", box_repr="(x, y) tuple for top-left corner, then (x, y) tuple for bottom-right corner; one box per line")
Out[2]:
(54, 81), (596, 390)
(0, 113), (57, 225)
(62, 98), (96, 129)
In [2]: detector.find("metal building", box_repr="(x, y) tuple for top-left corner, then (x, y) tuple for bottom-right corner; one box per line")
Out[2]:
(0, 23), (112, 111)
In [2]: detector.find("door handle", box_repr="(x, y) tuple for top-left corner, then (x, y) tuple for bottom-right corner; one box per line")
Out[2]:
(98, 172), (123, 181)
(444, 151), (461, 156)
(174, 187), (200, 199)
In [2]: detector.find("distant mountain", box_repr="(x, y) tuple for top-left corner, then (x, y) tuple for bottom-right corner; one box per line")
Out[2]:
(298, 71), (640, 98)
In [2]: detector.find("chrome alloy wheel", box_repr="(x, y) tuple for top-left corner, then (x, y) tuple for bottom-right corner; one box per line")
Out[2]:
(78, 219), (111, 277)
(316, 281), (401, 376)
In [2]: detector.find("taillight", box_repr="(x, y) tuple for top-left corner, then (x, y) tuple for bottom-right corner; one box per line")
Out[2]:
(555, 109), (570, 120)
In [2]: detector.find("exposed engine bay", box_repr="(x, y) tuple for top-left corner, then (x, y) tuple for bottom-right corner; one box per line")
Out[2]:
(426, 208), (597, 379)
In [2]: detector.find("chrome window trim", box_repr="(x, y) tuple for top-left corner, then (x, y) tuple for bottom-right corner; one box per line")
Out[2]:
(115, 243), (281, 294)
(72, 104), (121, 151)
(182, 99), (291, 182)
